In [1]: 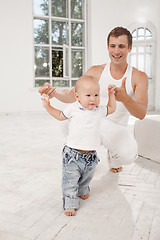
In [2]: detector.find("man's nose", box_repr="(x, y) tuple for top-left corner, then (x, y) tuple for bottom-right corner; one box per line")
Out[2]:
(114, 46), (120, 54)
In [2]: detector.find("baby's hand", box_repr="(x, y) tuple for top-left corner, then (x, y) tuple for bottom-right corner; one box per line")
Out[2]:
(108, 84), (116, 95)
(41, 94), (50, 108)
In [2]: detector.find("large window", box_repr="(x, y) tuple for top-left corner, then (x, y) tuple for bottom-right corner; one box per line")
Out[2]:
(129, 25), (156, 110)
(33, 0), (87, 88)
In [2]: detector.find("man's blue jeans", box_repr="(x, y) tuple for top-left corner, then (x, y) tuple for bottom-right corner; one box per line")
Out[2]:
(62, 145), (99, 210)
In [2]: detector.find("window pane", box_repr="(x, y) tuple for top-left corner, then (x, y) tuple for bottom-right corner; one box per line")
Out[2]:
(52, 21), (69, 45)
(52, 48), (63, 77)
(146, 53), (152, 77)
(148, 78), (154, 109)
(34, 19), (49, 44)
(51, 0), (68, 17)
(72, 50), (83, 77)
(33, 0), (87, 88)
(35, 79), (50, 87)
(52, 80), (69, 87)
(138, 54), (144, 71)
(146, 28), (152, 39)
(138, 28), (144, 40)
(132, 30), (137, 40)
(130, 54), (136, 68)
(71, 80), (77, 87)
(71, 0), (84, 19)
(132, 46), (136, 53)
(148, 78), (152, 83)
(138, 46), (144, 53)
(64, 46), (69, 76)
(71, 23), (84, 46)
(34, 0), (49, 16)
(35, 47), (50, 77)
(146, 45), (152, 53)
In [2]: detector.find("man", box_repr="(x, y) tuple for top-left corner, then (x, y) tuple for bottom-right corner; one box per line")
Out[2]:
(39, 27), (148, 173)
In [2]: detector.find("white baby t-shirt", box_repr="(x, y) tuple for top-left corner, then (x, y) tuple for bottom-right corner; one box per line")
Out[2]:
(62, 101), (108, 151)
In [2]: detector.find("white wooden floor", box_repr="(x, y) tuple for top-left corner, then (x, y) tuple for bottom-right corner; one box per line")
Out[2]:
(0, 112), (160, 240)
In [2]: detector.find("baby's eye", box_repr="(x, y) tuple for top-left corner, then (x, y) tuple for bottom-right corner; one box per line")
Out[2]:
(95, 94), (99, 97)
(86, 94), (91, 97)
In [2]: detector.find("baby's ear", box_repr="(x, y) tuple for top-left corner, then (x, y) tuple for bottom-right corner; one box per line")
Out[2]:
(75, 92), (79, 100)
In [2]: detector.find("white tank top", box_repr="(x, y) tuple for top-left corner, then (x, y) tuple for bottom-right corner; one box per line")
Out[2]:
(99, 63), (134, 126)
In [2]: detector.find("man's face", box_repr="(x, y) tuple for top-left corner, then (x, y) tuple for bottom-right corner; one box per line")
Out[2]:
(108, 35), (132, 65)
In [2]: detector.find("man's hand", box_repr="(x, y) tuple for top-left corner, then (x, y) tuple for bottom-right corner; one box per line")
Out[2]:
(115, 77), (127, 102)
(39, 83), (56, 99)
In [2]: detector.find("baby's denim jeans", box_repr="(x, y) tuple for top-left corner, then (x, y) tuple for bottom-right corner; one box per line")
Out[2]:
(62, 145), (99, 210)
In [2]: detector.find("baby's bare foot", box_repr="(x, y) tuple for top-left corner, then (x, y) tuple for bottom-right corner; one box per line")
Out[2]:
(64, 208), (75, 216)
(80, 194), (89, 200)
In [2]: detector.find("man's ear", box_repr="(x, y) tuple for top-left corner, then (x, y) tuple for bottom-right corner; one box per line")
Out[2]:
(75, 92), (79, 100)
(128, 45), (132, 52)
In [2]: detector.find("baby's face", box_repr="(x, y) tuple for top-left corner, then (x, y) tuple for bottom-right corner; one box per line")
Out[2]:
(76, 82), (100, 110)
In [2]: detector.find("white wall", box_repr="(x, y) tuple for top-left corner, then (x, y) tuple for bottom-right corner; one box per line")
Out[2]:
(0, 0), (65, 114)
(0, 0), (34, 113)
(0, 0), (160, 113)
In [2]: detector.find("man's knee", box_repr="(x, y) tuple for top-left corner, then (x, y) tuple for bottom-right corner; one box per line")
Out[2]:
(122, 153), (138, 165)
(119, 145), (138, 165)
(109, 143), (138, 167)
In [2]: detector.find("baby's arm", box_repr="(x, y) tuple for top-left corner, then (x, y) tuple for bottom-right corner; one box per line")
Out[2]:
(41, 94), (67, 121)
(107, 85), (116, 115)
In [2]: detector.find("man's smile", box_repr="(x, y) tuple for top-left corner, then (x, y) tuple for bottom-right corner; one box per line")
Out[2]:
(112, 55), (122, 59)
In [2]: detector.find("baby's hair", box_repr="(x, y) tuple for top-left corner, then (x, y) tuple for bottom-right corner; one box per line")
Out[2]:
(75, 75), (99, 93)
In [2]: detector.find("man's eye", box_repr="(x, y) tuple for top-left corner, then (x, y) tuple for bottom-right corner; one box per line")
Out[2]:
(119, 44), (125, 48)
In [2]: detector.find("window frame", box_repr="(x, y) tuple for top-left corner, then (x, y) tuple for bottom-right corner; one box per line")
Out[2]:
(33, 0), (88, 89)
(128, 23), (156, 110)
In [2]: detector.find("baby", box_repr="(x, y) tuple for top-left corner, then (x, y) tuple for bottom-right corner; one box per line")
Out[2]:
(41, 75), (116, 216)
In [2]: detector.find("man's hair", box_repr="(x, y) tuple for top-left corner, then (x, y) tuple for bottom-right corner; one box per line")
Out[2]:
(107, 27), (132, 48)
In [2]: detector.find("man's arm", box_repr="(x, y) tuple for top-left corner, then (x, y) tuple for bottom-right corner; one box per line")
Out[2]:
(39, 83), (76, 103)
(54, 87), (76, 103)
(39, 64), (105, 103)
(115, 71), (148, 120)
(55, 64), (105, 102)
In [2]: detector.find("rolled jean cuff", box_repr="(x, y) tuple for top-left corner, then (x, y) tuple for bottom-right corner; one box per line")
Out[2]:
(63, 196), (79, 210)
(78, 186), (90, 197)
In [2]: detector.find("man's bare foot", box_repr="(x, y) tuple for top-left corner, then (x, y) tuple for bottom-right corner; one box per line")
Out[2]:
(110, 167), (122, 173)
(79, 194), (89, 200)
(64, 208), (76, 216)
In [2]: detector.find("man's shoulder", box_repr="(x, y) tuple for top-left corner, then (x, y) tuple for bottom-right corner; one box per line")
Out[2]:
(89, 63), (106, 73)
(132, 67), (148, 78)
(85, 63), (106, 80)
(132, 67), (148, 83)
(91, 63), (106, 70)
